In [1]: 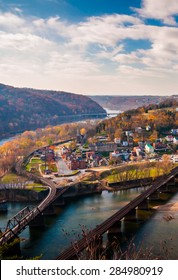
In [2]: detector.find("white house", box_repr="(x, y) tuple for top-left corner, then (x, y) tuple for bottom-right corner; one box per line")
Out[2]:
(173, 137), (178, 145)
(146, 125), (151, 131)
(145, 143), (154, 154)
(165, 135), (174, 142)
(171, 155), (178, 163)
(114, 138), (121, 144)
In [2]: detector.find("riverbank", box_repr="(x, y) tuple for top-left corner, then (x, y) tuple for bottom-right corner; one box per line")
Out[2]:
(154, 202), (178, 211)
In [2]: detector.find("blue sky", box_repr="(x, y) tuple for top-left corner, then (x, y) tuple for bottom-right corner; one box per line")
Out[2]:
(0, 0), (178, 95)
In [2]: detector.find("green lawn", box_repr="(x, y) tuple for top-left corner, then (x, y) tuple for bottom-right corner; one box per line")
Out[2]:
(25, 157), (43, 173)
(0, 173), (27, 183)
(26, 185), (47, 192)
(30, 158), (43, 164)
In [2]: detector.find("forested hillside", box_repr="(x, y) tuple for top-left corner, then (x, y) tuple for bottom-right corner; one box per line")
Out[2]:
(0, 83), (106, 137)
(96, 98), (178, 141)
(89, 95), (168, 111)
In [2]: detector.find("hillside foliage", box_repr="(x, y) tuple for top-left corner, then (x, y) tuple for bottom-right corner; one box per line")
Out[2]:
(96, 98), (178, 141)
(0, 83), (106, 137)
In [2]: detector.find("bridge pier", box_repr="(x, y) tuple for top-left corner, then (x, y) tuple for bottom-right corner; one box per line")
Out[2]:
(43, 205), (56, 215)
(29, 213), (45, 227)
(148, 191), (161, 201)
(107, 221), (122, 235)
(124, 208), (137, 221)
(159, 184), (169, 193)
(137, 199), (149, 210)
(166, 178), (176, 187)
(53, 197), (65, 206)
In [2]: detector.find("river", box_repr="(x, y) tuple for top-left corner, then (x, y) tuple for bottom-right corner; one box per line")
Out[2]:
(1, 186), (178, 260)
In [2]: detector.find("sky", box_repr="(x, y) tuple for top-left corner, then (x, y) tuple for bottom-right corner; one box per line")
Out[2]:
(0, 0), (178, 96)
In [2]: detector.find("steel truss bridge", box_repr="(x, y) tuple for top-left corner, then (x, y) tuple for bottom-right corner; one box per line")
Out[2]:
(0, 174), (70, 246)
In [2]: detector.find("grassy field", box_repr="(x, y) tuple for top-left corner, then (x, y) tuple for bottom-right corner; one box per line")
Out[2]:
(100, 161), (168, 183)
(0, 173), (27, 183)
(26, 185), (47, 192)
(26, 157), (43, 173)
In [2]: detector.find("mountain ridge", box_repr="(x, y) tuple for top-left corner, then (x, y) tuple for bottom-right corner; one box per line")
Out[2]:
(0, 83), (106, 137)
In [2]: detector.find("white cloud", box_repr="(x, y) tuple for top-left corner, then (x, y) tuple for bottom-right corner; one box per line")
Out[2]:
(135, 0), (178, 25)
(0, 12), (25, 32)
(0, 10), (178, 95)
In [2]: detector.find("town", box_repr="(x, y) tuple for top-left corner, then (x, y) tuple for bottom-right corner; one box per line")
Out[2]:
(26, 124), (178, 185)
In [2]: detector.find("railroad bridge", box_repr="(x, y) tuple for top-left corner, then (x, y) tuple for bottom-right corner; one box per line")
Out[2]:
(56, 166), (178, 260)
(0, 173), (70, 247)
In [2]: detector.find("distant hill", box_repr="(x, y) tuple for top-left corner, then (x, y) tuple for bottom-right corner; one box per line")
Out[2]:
(0, 84), (106, 137)
(96, 98), (178, 141)
(89, 95), (168, 111)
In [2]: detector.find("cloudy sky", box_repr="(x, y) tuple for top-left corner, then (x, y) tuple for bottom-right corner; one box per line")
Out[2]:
(0, 0), (178, 95)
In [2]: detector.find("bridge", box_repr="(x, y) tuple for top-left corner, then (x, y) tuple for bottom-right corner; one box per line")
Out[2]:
(56, 166), (178, 260)
(0, 173), (70, 246)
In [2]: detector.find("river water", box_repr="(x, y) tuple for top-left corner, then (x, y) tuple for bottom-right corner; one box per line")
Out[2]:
(1, 186), (178, 260)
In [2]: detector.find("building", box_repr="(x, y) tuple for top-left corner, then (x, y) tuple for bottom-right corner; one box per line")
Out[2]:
(165, 135), (174, 142)
(122, 141), (129, 147)
(86, 151), (95, 159)
(153, 142), (168, 151)
(146, 125), (151, 131)
(90, 142), (117, 152)
(171, 129), (178, 135)
(110, 151), (130, 161)
(133, 147), (142, 157)
(114, 138), (121, 144)
(68, 158), (87, 170)
(173, 137), (178, 145)
(145, 143), (154, 154)
(172, 155), (178, 163)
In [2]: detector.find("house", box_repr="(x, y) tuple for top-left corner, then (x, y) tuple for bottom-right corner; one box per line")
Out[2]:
(127, 136), (134, 146)
(95, 142), (117, 152)
(173, 137), (178, 145)
(133, 147), (141, 157)
(171, 129), (178, 135)
(86, 151), (95, 159)
(122, 141), (129, 147)
(135, 127), (142, 133)
(68, 159), (79, 170)
(96, 135), (108, 142)
(165, 135), (174, 142)
(110, 151), (130, 161)
(138, 141), (145, 149)
(146, 125), (151, 131)
(145, 143), (154, 154)
(68, 158), (87, 170)
(78, 160), (87, 169)
(99, 158), (109, 166)
(114, 138), (121, 144)
(153, 142), (168, 151)
(125, 131), (133, 137)
(172, 155), (178, 163)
